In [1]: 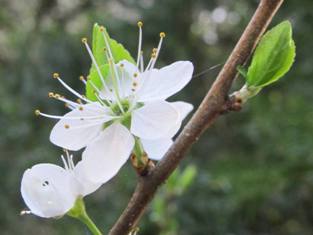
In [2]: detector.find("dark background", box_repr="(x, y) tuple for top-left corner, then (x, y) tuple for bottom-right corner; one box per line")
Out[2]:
(1, 0), (313, 234)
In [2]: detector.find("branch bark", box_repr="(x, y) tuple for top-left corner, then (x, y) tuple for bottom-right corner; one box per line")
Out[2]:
(109, 0), (284, 234)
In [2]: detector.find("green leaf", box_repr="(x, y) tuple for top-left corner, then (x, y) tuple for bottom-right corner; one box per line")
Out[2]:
(176, 165), (197, 194)
(246, 21), (296, 88)
(86, 64), (110, 101)
(86, 23), (135, 100)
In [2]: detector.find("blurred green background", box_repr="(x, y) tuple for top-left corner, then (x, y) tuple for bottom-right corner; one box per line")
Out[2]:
(1, 0), (313, 234)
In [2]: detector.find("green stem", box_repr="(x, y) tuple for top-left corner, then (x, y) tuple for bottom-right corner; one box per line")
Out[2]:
(77, 212), (103, 235)
(68, 197), (103, 235)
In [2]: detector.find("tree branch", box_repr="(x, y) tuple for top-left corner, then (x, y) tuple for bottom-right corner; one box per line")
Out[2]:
(109, 1), (284, 234)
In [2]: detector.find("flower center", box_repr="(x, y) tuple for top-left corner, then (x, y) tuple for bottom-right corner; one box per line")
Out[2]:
(111, 99), (131, 116)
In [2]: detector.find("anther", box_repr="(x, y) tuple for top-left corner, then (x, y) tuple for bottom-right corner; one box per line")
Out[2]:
(76, 98), (82, 104)
(79, 76), (85, 81)
(64, 124), (70, 129)
(152, 48), (158, 53)
(160, 32), (166, 38)
(79, 106), (84, 111)
(34, 109), (40, 116)
(48, 92), (54, 98)
(54, 94), (61, 99)
(99, 26), (105, 32)
(81, 37), (87, 43)
(64, 103), (69, 108)
(132, 82), (138, 87)
(120, 63), (124, 68)
(53, 73), (59, 79)
(133, 73), (138, 78)
(137, 21), (143, 27)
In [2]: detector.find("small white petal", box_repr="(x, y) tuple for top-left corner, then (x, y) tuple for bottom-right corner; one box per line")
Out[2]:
(20, 164), (77, 218)
(141, 138), (173, 161)
(131, 100), (180, 139)
(136, 61), (194, 102)
(171, 101), (193, 120)
(165, 101), (194, 137)
(73, 161), (103, 196)
(80, 123), (135, 183)
(50, 102), (113, 151)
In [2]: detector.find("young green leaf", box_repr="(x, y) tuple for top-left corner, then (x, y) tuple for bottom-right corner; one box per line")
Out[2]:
(86, 23), (135, 100)
(86, 64), (110, 101)
(246, 20), (296, 88)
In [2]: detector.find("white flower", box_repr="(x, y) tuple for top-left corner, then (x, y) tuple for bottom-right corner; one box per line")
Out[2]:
(36, 22), (194, 184)
(20, 152), (101, 218)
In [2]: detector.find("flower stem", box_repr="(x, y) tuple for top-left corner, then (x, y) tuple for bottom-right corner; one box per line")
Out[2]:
(68, 197), (103, 235)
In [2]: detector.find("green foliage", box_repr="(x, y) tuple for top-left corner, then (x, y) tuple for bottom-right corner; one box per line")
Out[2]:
(246, 21), (296, 87)
(86, 23), (135, 101)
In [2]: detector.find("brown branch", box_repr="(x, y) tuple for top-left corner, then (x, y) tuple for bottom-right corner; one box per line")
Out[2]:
(109, 0), (284, 234)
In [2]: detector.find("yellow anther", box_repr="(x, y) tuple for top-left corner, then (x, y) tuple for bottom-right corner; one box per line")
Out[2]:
(137, 21), (143, 27)
(81, 37), (88, 43)
(64, 103), (69, 108)
(99, 26), (105, 32)
(152, 48), (158, 53)
(160, 32), (166, 38)
(79, 76), (85, 81)
(79, 106), (84, 111)
(120, 63), (124, 68)
(48, 92), (54, 98)
(53, 73), (59, 79)
(34, 109), (40, 116)
(76, 98), (82, 104)
(133, 73), (138, 78)
(54, 94), (61, 99)
(132, 82), (138, 87)
(64, 124), (70, 129)
(151, 53), (156, 58)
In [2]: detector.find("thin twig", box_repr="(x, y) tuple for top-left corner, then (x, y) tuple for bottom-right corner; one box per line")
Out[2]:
(109, 1), (284, 234)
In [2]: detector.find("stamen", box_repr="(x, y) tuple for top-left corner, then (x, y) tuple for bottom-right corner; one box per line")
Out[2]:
(136, 21), (143, 67)
(79, 75), (87, 85)
(81, 38), (112, 97)
(52, 73), (91, 103)
(60, 154), (69, 170)
(150, 32), (165, 69)
(35, 110), (112, 120)
(20, 210), (31, 216)
(140, 51), (144, 72)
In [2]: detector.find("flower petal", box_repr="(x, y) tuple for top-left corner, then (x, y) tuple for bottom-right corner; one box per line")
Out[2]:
(141, 138), (173, 161)
(73, 161), (103, 196)
(50, 102), (113, 151)
(80, 123), (135, 183)
(131, 100), (180, 139)
(166, 101), (194, 137)
(20, 164), (77, 218)
(136, 61), (194, 102)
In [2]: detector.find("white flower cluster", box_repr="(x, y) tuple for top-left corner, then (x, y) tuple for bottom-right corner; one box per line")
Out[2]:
(20, 22), (194, 218)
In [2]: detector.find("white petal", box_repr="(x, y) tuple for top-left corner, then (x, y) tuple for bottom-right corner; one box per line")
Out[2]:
(80, 123), (135, 183)
(99, 60), (139, 100)
(131, 101), (180, 139)
(50, 102), (113, 151)
(73, 161), (103, 196)
(165, 101), (194, 137)
(141, 138), (173, 161)
(20, 164), (77, 218)
(136, 61), (194, 102)
(171, 101), (193, 120)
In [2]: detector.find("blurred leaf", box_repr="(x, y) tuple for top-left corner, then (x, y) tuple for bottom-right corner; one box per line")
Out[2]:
(177, 165), (197, 194)
(246, 21), (296, 87)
